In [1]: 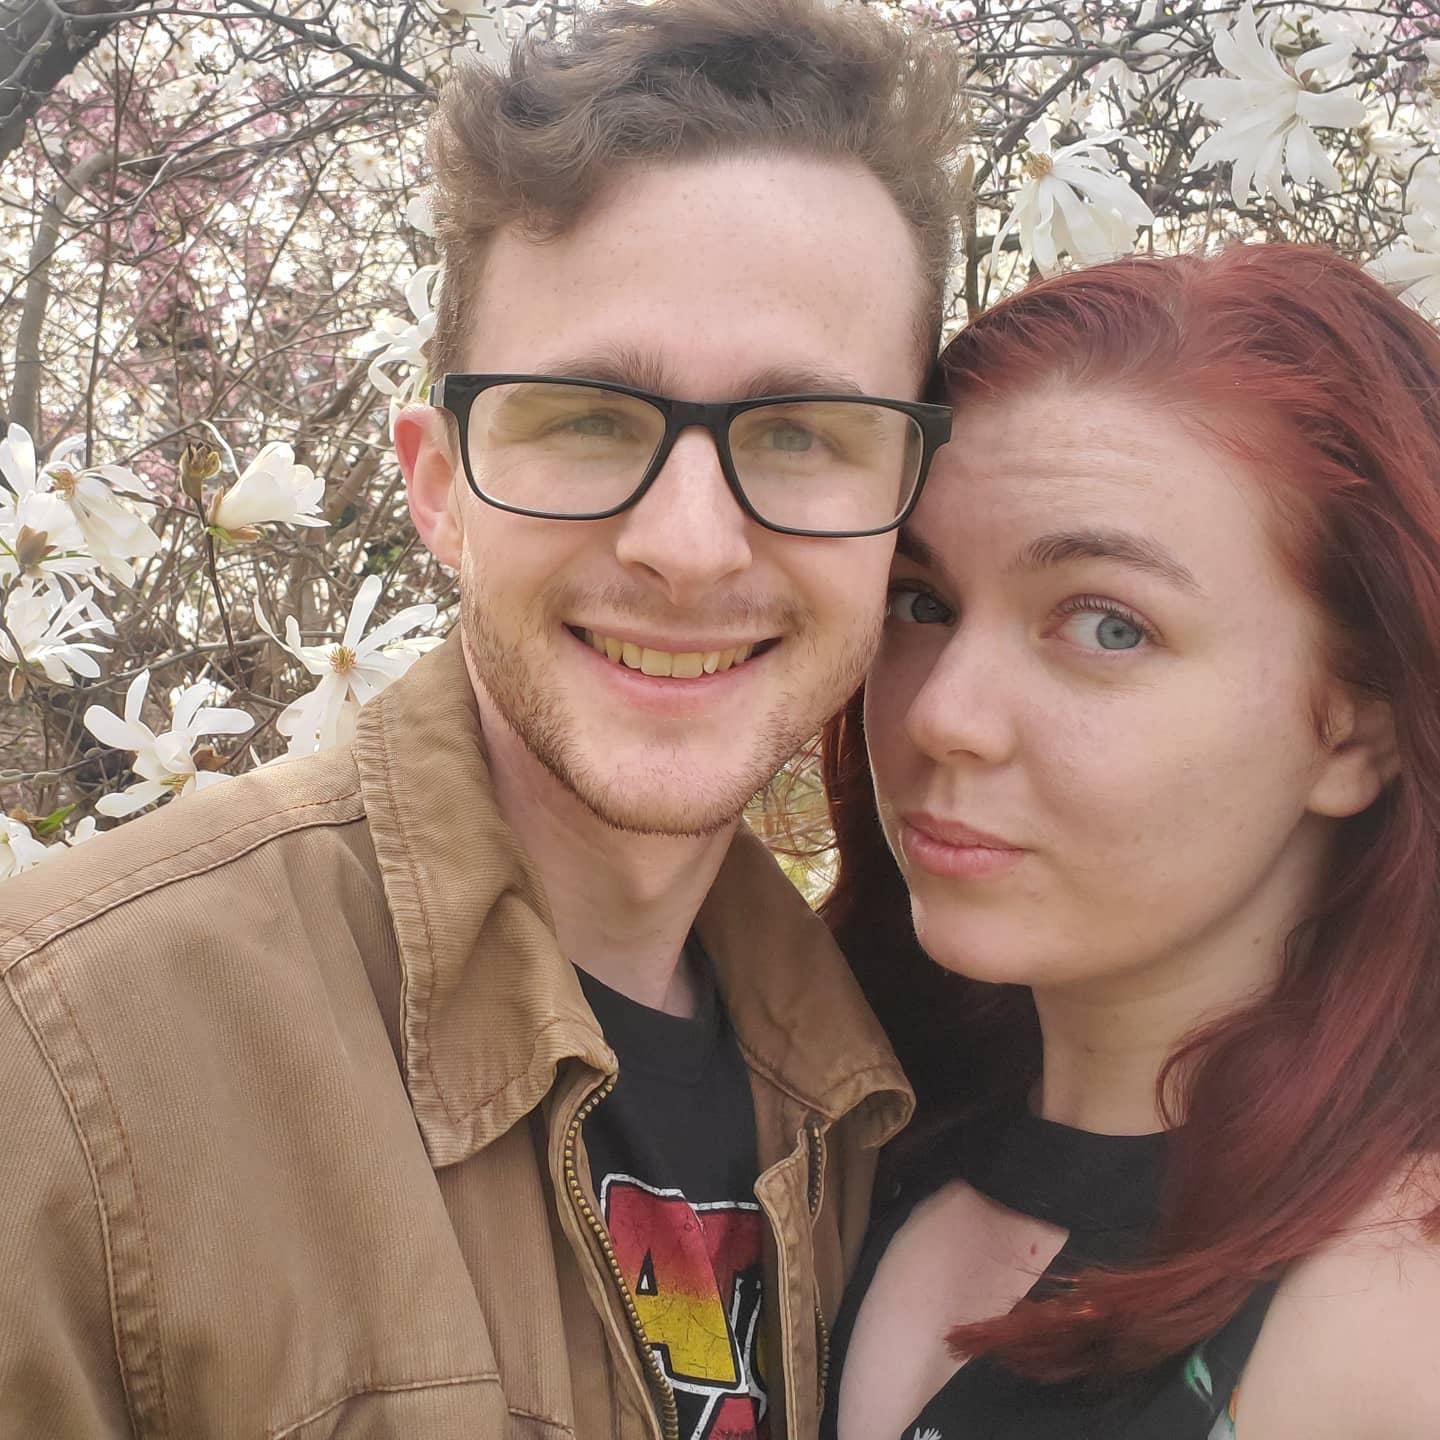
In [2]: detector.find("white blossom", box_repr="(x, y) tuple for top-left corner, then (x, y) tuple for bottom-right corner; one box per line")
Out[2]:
(0, 813), (49, 878)
(991, 118), (1154, 276)
(60, 816), (98, 847)
(1358, 115), (1422, 179)
(209, 442), (327, 538)
(1410, 159), (1440, 224)
(427, 0), (490, 20)
(348, 144), (385, 187)
(84, 670), (254, 816)
(358, 263), (441, 429)
(1086, 5), (1182, 116)
(255, 574), (437, 756)
(151, 72), (209, 119)
(0, 424), (160, 587)
(1367, 211), (1440, 319)
(1183, 4), (1367, 214)
(27, 814), (99, 867)
(0, 485), (94, 592)
(405, 192), (437, 237)
(0, 582), (112, 684)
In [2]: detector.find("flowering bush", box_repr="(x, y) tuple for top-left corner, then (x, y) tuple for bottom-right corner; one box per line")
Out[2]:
(0, 0), (1436, 876)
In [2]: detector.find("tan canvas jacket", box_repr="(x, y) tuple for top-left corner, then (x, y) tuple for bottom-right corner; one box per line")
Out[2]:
(0, 635), (912, 1440)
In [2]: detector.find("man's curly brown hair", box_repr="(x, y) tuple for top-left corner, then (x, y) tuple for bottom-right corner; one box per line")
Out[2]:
(426, 0), (970, 378)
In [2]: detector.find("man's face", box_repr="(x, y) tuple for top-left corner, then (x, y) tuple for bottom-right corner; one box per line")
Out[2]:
(405, 155), (928, 836)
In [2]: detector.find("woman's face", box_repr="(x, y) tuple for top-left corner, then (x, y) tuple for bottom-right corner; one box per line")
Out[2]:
(865, 383), (1389, 999)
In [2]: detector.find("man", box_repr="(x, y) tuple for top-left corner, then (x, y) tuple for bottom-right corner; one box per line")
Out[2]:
(0, 3), (965, 1436)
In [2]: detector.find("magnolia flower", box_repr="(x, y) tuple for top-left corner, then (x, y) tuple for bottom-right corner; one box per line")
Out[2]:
(84, 670), (254, 817)
(0, 488), (94, 592)
(26, 814), (98, 867)
(0, 813), (50, 878)
(405, 192), (437, 238)
(255, 575), (437, 756)
(1367, 211), (1440, 319)
(209, 442), (327, 539)
(991, 118), (1154, 276)
(1410, 159), (1440, 224)
(427, 0), (489, 22)
(425, 0), (544, 42)
(1310, 1), (1391, 53)
(1357, 114), (1423, 179)
(0, 424), (159, 587)
(348, 144), (385, 187)
(0, 582), (112, 685)
(151, 71), (209, 119)
(358, 264), (441, 430)
(1087, 5), (1180, 115)
(1183, 4), (1367, 213)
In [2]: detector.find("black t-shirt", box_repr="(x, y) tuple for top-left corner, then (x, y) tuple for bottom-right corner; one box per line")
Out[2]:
(823, 1105), (1275, 1440)
(576, 945), (769, 1440)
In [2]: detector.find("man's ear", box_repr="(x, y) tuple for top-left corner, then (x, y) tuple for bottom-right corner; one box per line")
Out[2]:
(1308, 687), (1400, 819)
(395, 403), (463, 569)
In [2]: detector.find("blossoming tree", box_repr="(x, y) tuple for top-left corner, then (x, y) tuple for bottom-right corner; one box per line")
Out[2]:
(0, 0), (1436, 878)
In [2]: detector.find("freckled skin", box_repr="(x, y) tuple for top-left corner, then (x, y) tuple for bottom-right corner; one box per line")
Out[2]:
(865, 383), (1366, 1007)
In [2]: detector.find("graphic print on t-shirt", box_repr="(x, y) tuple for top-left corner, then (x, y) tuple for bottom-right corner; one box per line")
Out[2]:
(602, 1173), (768, 1440)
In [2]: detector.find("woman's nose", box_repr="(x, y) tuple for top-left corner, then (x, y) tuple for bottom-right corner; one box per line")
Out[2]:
(902, 621), (1020, 768)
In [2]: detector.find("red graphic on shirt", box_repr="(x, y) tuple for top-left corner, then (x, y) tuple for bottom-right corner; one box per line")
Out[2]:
(603, 1175), (768, 1440)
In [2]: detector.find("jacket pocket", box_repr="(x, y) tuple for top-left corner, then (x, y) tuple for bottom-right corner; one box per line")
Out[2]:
(272, 1373), (514, 1438)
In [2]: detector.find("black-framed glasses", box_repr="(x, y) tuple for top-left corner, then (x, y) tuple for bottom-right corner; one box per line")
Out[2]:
(428, 373), (952, 538)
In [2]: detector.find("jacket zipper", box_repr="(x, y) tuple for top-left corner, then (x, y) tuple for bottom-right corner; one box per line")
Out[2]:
(807, 1116), (832, 1411)
(562, 1075), (680, 1440)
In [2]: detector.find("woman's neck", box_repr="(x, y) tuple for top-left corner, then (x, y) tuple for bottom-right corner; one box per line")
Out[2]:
(1030, 936), (1285, 1136)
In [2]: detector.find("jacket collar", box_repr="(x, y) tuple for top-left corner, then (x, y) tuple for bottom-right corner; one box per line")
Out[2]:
(354, 633), (911, 1168)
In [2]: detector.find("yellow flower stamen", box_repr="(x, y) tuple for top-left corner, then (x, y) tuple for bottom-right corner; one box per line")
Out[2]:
(48, 465), (78, 499)
(329, 644), (358, 674)
(1023, 151), (1054, 181)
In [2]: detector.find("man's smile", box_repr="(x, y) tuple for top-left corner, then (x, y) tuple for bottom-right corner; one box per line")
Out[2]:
(567, 625), (777, 679)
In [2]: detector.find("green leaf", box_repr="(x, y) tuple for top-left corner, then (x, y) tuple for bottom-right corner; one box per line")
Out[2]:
(33, 803), (77, 838)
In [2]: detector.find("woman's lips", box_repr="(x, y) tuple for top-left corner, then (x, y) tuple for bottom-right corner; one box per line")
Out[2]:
(899, 813), (1026, 880)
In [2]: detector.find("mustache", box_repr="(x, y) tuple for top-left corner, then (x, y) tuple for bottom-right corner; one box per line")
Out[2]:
(551, 582), (813, 635)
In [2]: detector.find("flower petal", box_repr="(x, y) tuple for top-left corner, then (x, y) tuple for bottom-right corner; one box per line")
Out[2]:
(342, 575), (383, 650)
(96, 780), (168, 817)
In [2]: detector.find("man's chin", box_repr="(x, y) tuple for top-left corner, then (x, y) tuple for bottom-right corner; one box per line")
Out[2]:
(550, 759), (758, 840)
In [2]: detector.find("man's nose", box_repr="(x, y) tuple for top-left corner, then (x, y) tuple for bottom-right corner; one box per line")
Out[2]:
(613, 428), (754, 606)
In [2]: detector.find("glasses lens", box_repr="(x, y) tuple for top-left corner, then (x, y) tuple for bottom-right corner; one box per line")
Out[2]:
(727, 401), (924, 534)
(465, 382), (666, 516)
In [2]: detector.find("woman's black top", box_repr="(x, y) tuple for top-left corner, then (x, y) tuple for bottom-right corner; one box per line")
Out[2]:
(822, 1105), (1277, 1440)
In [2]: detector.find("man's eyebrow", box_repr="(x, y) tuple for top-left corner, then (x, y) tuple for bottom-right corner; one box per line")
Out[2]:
(528, 351), (868, 402)
(735, 366), (867, 400)
(534, 346), (673, 394)
(1012, 529), (1202, 594)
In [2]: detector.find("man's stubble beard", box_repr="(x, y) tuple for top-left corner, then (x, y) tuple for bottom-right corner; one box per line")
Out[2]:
(461, 588), (879, 839)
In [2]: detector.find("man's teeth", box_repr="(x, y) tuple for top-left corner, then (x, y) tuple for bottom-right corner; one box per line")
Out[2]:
(583, 631), (756, 677)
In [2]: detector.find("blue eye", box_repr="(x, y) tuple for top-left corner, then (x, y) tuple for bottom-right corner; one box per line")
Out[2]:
(887, 586), (952, 625)
(1055, 602), (1152, 653)
(1095, 614), (1144, 650)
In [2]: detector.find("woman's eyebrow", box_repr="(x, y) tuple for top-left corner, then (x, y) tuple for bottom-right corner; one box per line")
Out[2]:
(1011, 528), (1203, 595)
(895, 527), (943, 569)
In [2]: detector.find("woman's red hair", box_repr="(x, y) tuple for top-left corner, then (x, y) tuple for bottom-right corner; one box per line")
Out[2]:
(822, 242), (1440, 1379)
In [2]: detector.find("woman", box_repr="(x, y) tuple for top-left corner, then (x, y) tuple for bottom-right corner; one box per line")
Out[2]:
(821, 244), (1440, 1440)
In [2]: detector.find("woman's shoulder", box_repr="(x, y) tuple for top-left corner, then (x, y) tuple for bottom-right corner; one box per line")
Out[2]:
(1234, 1158), (1440, 1440)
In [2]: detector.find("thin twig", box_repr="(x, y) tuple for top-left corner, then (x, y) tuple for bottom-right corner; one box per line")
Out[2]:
(190, 495), (242, 683)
